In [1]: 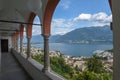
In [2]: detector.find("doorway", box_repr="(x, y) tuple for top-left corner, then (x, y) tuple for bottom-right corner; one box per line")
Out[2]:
(1, 39), (8, 52)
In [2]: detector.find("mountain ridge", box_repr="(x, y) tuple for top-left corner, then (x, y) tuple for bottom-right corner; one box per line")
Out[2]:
(24, 25), (112, 44)
(55, 25), (112, 44)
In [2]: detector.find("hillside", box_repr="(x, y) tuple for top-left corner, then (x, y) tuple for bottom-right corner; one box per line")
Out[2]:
(55, 25), (112, 44)
(23, 35), (61, 43)
(24, 25), (113, 44)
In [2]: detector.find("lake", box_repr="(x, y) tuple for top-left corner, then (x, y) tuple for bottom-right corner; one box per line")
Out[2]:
(31, 43), (113, 57)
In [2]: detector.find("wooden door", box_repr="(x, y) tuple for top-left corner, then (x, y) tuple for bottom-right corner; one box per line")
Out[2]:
(1, 39), (8, 52)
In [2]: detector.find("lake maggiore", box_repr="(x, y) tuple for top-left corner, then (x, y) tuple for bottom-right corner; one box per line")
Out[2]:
(31, 43), (113, 57)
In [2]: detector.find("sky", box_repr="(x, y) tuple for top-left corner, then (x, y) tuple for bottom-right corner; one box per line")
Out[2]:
(32, 0), (112, 35)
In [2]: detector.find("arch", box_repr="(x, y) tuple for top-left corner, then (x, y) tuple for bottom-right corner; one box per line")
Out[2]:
(26, 12), (36, 38)
(43, 0), (60, 35)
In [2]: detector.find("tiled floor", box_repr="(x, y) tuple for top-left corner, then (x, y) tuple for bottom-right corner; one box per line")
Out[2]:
(0, 52), (33, 80)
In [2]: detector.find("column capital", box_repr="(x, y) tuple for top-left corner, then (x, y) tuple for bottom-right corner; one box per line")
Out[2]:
(26, 36), (32, 39)
(42, 34), (50, 38)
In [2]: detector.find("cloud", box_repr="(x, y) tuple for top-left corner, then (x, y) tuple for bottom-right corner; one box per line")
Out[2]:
(60, 0), (71, 9)
(92, 22), (110, 27)
(74, 12), (112, 26)
(31, 18), (74, 35)
(74, 12), (112, 22)
(74, 14), (92, 21)
(31, 12), (112, 35)
(32, 16), (41, 35)
(92, 12), (112, 26)
(51, 18), (74, 35)
(32, 26), (41, 35)
(105, 14), (112, 22)
(92, 12), (108, 21)
(92, 12), (112, 23)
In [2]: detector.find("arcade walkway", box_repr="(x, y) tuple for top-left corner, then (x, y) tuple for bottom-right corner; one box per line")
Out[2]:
(0, 52), (32, 80)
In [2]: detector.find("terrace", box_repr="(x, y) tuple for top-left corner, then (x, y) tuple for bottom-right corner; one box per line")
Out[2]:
(0, 0), (120, 80)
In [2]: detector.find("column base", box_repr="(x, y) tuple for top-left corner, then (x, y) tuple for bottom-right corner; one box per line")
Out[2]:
(42, 67), (50, 74)
(26, 56), (31, 60)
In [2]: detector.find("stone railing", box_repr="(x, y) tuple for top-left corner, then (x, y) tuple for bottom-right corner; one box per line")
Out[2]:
(11, 49), (66, 80)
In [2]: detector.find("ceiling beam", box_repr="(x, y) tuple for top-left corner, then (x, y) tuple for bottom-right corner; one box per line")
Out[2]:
(0, 20), (42, 26)
(0, 29), (18, 32)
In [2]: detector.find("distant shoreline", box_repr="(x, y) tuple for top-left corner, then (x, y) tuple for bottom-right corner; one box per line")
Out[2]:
(22, 42), (113, 57)
(22, 41), (113, 45)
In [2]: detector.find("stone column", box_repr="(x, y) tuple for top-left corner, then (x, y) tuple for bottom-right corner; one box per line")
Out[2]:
(12, 34), (15, 49)
(14, 39), (16, 50)
(26, 37), (31, 59)
(14, 39), (16, 49)
(19, 24), (24, 54)
(12, 38), (15, 49)
(20, 38), (23, 54)
(12, 39), (14, 49)
(16, 38), (18, 51)
(112, 0), (120, 80)
(41, 0), (59, 73)
(42, 34), (50, 73)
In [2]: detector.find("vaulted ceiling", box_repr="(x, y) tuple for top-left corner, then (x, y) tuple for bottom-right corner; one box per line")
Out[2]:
(0, 0), (48, 36)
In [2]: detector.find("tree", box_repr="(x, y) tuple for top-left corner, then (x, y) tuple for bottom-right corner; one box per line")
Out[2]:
(76, 71), (99, 80)
(75, 65), (80, 74)
(50, 57), (74, 79)
(86, 55), (105, 73)
(32, 54), (44, 64)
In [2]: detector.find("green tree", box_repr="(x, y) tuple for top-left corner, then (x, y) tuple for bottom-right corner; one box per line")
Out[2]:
(76, 71), (112, 80)
(75, 65), (79, 74)
(32, 54), (44, 64)
(99, 73), (113, 80)
(86, 55), (105, 73)
(32, 54), (112, 80)
(76, 71), (98, 80)
(50, 57), (74, 79)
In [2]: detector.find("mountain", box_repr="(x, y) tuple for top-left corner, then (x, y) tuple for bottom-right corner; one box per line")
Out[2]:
(55, 25), (113, 44)
(24, 35), (61, 43)
(24, 25), (113, 44)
